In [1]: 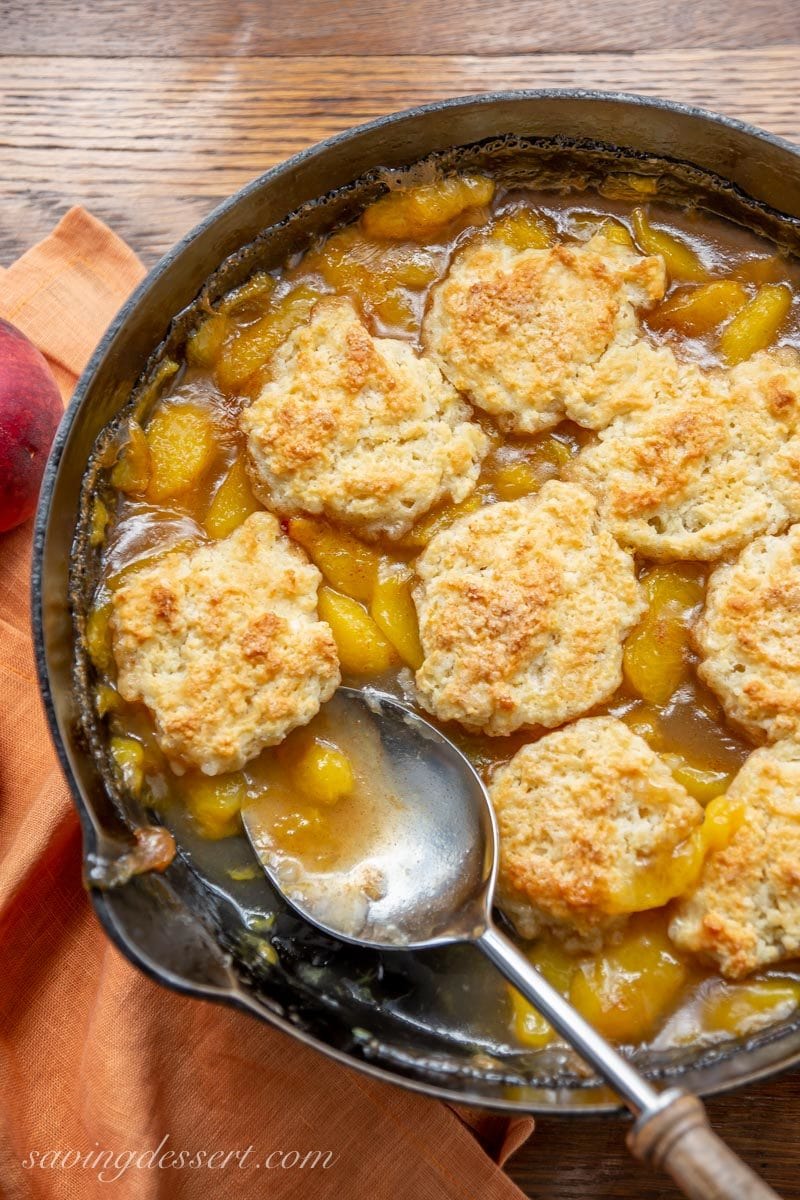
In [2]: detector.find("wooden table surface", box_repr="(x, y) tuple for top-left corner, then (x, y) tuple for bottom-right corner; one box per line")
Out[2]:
(3, 2), (800, 1195)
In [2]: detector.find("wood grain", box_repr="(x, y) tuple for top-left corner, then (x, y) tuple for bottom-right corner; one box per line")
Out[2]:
(2, 0), (798, 55)
(3, 4), (800, 1197)
(2, 50), (800, 264)
(509, 1073), (800, 1198)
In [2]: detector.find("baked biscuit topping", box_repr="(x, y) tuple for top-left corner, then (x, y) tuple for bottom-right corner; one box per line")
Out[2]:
(413, 481), (645, 735)
(491, 717), (703, 944)
(110, 513), (340, 774)
(422, 231), (666, 434)
(696, 524), (800, 742)
(670, 741), (800, 978)
(240, 295), (489, 540)
(568, 347), (800, 561)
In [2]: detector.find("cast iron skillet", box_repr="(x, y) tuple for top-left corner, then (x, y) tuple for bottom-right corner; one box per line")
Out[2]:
(33, 91), (800, 1114)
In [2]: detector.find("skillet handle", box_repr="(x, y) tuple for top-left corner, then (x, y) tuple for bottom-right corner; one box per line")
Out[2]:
(628, 1092), (780, 1199)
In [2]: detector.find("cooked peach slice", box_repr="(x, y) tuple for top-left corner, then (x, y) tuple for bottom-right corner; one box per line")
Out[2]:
(204, 454), (261, 539)
(86, 599), (113, 672)
(111, 420), (151, 495)
(361, 175), (494, 240)
(317, 586), (396, 674)
(489, 435), (572, 501)
(664, 755), (734, 804)
(184, 772), (247, 839)
(719, 283), (792, 364)
(570, 915), (688, 1042)
(631, 208), (707, 282)
(491, 208), (553, 251)
(370, 566), (423, 670)
(95, 682), (121, 716)
(109, 735), (145, 797)
(215, 284), (323, 393)
(652, 279), (748, 336)
(703, 979), (800, 1037)
(400, 493), (483, 550)
(509, 940), (576, 1048)
(186, 313), (230, 369)
(623, 565), (705, 705)
(218, 272), (276, 319)
(289, 738), (355, 806)
(606, 795), (745, 914)
(145, 403), (217, 503)
(288, 516), (382, 603)
(89, 497), (110, 547)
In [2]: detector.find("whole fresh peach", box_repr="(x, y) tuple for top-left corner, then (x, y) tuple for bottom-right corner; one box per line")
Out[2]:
(0, 318), (63, 532)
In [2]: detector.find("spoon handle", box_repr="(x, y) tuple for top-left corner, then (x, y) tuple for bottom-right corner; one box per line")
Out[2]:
(629, 1092), (780, 1199)
(476, 922), (780, 1199)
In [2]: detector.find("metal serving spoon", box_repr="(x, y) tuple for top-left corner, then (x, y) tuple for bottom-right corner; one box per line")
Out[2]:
(242, 687), (779, 1200)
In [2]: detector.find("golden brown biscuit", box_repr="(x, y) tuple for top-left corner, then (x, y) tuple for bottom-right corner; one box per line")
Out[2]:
(564, 339), (685, 430)
(568, 347), (800, 561)
(696, 524), (800, 742)
(110, 513), (340, 774)
(492, 717), (703, 944)
(422, 231), (666, 434)
(413, 481), (645, 735)
(240, 296), (488, 540)
(669, 741), (800, 978)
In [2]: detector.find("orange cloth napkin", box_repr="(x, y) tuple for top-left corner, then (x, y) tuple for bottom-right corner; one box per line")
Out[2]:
(0, 209), (534, 1200)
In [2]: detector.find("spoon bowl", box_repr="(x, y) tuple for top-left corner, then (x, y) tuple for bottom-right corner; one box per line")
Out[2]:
(242, 686), (495, 949)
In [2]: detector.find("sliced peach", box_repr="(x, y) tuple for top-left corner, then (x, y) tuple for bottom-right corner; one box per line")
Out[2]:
(218, 272), (277, 319)
(652, 279), (748, 336)
(215, 284), (323, 393)
(704, 979), (800, 1037)
(145, 403), (217, 504)
(370, 565), (423, 669)
(184, 772), (247, 839)
(95, 682), (121, 717)
(491, 208), (552, 251)
(361, 175), (494, 240)
(270, 806), (330, 860)
(290, 738), (355, 806)
(631, 208), (707, 282)
(623, 565), (705, 706)
(288, 516), (382, 603)
(186, 313), (230, 369)
(317, 587), (396, 674)
(86, 600), (113, 672)
(510, 940), (577, 1048)
(305, 228), (440, 332)
(570, 915), (688, 1042)
(489, 435), (571, 500)
(89, 497), (110, 547)
(570, 213), (634, 248)
(665, 755), (734, 804)
(719, 283), (793, 364)
(204, 454), (261, 539)
(606, 795), (744, 915)
(109, 735), (145, 796)
(400, 493), (483, 550)
(111, 420), (151, 495)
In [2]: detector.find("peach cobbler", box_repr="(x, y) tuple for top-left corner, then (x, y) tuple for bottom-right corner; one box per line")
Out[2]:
(82, 170), (800, 1054)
